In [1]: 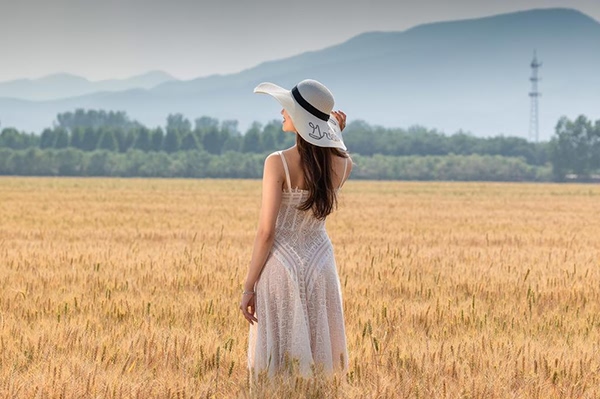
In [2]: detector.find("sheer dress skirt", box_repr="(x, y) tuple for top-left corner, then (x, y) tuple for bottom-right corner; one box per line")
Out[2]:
(248, 230), (348, 377)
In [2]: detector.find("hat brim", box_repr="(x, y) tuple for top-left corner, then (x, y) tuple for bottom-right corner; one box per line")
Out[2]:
(254, 82), (346, 150)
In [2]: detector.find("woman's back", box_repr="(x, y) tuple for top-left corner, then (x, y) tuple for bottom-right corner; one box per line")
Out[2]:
(274, 150), (350, 234)
(278, 148), (351, 193)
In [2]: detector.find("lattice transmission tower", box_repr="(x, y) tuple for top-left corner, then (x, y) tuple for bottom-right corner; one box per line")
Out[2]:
(529, 51), (542, 142)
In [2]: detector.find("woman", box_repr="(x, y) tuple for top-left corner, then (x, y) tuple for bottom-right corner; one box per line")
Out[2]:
(240, 79), (352, 377)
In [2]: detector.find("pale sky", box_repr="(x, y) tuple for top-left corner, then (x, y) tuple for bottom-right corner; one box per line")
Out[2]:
(1, 0), (599, 82)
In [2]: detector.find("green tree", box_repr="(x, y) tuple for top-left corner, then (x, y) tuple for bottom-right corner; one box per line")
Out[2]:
(82, 127), (99, 151)
(133, 127), (152, 152)
(262, 121), (289, 149)
(343, 120), (377, 155)
(54, 128), (70, 149)
(175, 150), (211, 177)
(0, 128), (28, 149)
(86, 151), (119, 176)
(138, 151), (172, 177)
(167, 113), (192, 134)
(550, 115), (598, 181)
(590, 119), (600, 172)
(151, 128), (164, 152)
(222, 133), (242, 152)
(57, 109), (136, 130)
(242, 122), (262, 153)
(221, 119), (239, 136)
(70, 127), (85, 149)
(113, 127), (132, 152)
(181, 132), (200, 151)
(57, 148), (85, 175)
(0, 148), (13, 173)
(162, 128), (181, 153)
(11, 148), (59, 176)
(40, 128), (57, 149)
(260, 127), (277, 152)
(202, 127), (222, 154)
(98, 129), (119, 151)
(195, 116), (219, 132)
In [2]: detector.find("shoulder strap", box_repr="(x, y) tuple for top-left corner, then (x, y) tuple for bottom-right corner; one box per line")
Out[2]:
(339, 157), (349, 189)
(278, 151), (292, 191)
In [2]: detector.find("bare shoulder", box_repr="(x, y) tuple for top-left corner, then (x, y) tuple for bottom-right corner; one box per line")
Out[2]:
(265, 151), (281, 161)
(265, 151), (283, 168)
(263, 152), (285, 179)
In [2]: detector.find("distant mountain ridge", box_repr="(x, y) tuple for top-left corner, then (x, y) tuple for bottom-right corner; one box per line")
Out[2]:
(1, 8), (599, 140)
(0, 71), (176, 101)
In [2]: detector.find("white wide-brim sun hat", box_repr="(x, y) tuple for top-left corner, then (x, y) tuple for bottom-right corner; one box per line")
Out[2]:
(254, 79), (346, 150)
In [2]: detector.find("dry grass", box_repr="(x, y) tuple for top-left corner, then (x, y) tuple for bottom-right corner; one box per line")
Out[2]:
(1, 177), (599, 398)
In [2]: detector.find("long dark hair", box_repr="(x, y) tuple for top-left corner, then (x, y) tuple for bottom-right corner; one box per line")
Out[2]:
(296, 134), (348, 220)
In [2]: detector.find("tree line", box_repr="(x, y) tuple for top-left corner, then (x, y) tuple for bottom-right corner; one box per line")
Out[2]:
(0, 109), (598, 181)
(0, 148), (551, 181)
(1, 110), (547, 161)
(0, 110), (294, 155)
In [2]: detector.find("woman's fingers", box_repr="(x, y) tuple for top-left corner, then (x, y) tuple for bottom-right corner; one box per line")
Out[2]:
(249, 297), (257, 323)
(240, 305), (255, 324)
(240, 296), (258, 324)
(338, 111), (346, 125)
(332, 110), (347, 131)
(243, 307), (258, 324)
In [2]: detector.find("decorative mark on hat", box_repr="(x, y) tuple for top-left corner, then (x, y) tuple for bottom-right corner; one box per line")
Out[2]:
(308, 122), (340, 142)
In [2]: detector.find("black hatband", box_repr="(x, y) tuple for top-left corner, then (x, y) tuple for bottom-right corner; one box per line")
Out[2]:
(291, 86), (329, 122)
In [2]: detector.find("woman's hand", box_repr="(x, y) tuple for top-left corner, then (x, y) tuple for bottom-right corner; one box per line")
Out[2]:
(331, 110), (347, 131)
(240, 293), (257, 324)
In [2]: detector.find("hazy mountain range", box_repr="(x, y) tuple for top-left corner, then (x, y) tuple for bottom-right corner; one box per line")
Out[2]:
(0, 71), (175, 101)
(1, 8), (598, 141)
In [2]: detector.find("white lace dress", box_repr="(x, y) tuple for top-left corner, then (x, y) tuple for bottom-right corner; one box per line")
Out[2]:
(248, 151), (349, 377)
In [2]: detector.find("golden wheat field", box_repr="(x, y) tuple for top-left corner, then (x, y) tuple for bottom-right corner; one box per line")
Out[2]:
(1, 177), (600, 398)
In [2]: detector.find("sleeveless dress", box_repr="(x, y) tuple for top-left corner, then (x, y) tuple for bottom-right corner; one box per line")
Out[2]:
(248, 151), (349, 377)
